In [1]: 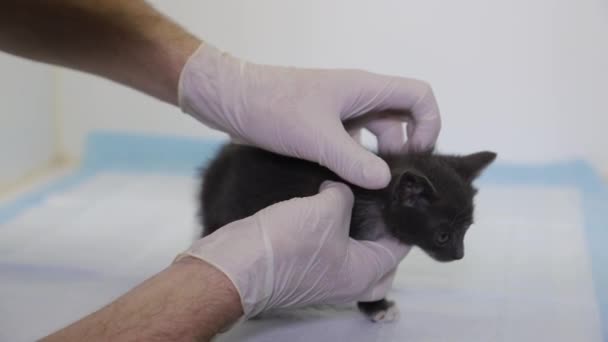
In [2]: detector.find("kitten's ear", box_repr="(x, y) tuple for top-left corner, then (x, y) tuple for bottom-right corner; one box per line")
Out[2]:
(448, 151), (497, 182)
(395, 170), (438, 208)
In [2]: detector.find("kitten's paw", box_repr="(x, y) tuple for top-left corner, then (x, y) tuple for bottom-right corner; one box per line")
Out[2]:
(358, 299), (400, 323)
(371, 303), (400, 323)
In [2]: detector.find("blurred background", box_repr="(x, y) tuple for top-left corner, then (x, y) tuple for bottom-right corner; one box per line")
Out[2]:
(1, 0), (607, 190)
(1, 1), (607, 341)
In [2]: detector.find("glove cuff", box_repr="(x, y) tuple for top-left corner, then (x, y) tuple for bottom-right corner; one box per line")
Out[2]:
(173, 218), (274, 319)
(177, 42), (244, 133)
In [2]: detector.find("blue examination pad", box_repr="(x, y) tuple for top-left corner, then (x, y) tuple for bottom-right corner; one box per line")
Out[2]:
(0, 131), (606, 342)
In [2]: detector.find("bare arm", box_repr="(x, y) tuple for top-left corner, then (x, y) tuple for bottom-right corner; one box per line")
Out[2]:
(0, 0), (200, 104)
(41, 257), (242, 342)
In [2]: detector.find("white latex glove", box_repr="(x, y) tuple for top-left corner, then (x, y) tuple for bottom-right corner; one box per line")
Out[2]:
(179, 43), (441, 189)
(176, 182), (411, 318)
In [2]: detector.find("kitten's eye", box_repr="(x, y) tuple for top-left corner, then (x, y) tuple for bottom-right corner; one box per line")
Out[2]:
(435, 232), (450, 245)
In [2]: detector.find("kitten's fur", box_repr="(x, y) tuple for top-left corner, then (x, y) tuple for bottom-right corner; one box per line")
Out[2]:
(198, 143), (496, 321)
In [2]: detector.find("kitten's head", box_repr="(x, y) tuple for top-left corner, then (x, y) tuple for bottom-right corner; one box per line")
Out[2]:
(384, 151), (496, 262)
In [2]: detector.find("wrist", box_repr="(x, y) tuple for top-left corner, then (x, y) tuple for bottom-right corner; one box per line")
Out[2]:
(177, 221), (272, 319)
(172, 256), (243, 337)
(143, 23), (200, 105)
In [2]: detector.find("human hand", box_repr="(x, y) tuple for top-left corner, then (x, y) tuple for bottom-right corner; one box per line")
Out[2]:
(175, 181), (411, 318)
(179, 43), (441, 189)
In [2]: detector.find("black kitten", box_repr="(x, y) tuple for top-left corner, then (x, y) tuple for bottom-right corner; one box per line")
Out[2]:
(198, 143), (496, 321)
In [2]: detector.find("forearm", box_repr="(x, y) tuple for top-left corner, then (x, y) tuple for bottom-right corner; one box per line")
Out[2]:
(0, 0), (200, 104)
(42, 257), (243, 342)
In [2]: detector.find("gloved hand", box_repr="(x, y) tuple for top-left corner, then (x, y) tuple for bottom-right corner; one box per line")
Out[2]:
(175, 181), (411, 318)
(179, 43), (441, 189)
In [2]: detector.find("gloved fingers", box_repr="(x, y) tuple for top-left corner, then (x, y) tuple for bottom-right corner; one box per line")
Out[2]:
(365, 117), (406, 155)
(317, 120), (391, 189)
(342, 72), (441, 152)
(402, 107), (440, 153)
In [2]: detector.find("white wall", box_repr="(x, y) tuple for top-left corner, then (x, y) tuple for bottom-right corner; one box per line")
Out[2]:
(0, 53), (55, 187)
(58, 0), (608, 171)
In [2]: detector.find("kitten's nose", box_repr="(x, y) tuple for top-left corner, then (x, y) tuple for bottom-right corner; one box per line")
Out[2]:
(453, 249), (464, 260)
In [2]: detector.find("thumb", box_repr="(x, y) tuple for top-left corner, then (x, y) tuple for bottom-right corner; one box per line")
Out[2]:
(317, 181), (355, 214)
(319, 122), (391, 189)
